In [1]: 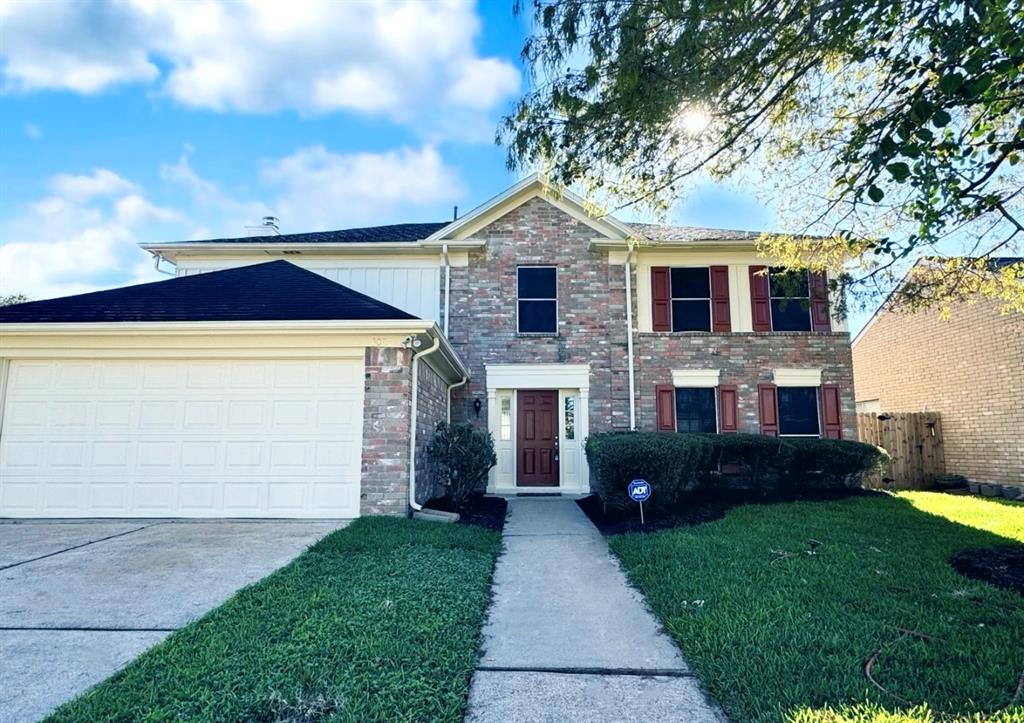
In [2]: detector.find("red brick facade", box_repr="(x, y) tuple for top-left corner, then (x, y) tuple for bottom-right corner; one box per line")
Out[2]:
(414, 359), (448, 503)
(447, 198), (631, 429)
(446, 197), (856, 439)
(359, 345), (450, 515)
(636, 332), (856, 437)
(360, 346), (413, 515)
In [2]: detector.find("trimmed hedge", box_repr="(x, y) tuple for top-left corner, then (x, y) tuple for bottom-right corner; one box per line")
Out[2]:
(585, 432), (887, 512)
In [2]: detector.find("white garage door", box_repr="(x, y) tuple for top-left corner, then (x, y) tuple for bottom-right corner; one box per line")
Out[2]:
(0, 358), (364, 518)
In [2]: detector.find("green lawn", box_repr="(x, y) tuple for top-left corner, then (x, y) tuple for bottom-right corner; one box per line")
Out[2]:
(47, 517), (501, 723)
(610, 492), (1024, 723)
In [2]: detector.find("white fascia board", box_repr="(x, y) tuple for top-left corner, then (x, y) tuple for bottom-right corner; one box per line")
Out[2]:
(141, 242), (453, 255)
(0, 320), (469, 382)
(0, 319), (438, 336)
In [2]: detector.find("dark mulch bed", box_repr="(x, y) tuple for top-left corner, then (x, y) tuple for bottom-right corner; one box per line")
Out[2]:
(425, 493), (508, 531)
(578, 488), (878, 535)
(950, 544), (1024, 596)
(578, 493), (729, 534)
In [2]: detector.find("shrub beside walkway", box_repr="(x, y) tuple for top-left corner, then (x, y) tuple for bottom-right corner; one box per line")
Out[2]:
(465, 497), (725, 723)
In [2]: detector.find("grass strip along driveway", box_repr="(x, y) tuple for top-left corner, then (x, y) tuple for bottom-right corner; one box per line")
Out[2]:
(611, 492), (1024, 723)
(47, 517), (501, 723)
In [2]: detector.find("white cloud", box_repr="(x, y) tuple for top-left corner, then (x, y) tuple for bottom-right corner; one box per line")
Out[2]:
(49, 169), (137, 202)
(0, 226), (145, 300)
(2, 142), (465, 299)
(159, 143), (463, 234)
(0, 0), (520, 126)
(261, 145), (464, 229)
(446, 58), (521, 110)
(0, 0), (160, 93)
(115, 194), (182, 226)
(160, 150), (273, 231)
(0, 170), (182, 300)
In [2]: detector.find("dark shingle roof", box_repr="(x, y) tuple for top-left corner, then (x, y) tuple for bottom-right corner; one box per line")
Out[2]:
(168, 220), (771, 245)
(181, 222), (450, 245)
(629, 223), (762, 242)
(0, 261), (418, 323)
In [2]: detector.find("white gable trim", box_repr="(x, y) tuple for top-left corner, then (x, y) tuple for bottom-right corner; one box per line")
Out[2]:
(424, 173), (635, 243)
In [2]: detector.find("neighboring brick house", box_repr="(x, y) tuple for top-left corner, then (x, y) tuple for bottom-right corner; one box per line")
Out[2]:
(0, 174), (855, 518)
(852, 268), (1024, 488)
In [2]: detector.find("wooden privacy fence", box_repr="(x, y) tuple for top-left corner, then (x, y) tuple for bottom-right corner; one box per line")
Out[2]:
(856, 412), (945, 489)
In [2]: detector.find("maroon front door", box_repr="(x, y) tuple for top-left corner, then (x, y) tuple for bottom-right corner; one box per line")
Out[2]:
(516, 390), (559, 486)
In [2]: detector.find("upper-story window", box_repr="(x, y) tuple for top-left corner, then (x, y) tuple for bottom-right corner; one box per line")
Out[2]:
(651, 266), (731, 332)
(769, 268), (811, 331)
(670, 268), (712, 332)
(750, 266), (832, 333)
(517, 266), (557, 333)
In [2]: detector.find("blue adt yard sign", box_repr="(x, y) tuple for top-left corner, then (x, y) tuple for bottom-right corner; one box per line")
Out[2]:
(628, 479), (652, 502)
(628, 479), (652, 525)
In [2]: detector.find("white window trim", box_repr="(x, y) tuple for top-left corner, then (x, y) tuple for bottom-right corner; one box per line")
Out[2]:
(773, 368), (822, 387)
(516, 265), (558, 334)
(671, 368), (721, 387)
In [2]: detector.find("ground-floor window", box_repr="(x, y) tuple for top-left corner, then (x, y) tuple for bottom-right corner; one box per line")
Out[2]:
(674, 387), (717, 433)
(777, 386), (820, 436)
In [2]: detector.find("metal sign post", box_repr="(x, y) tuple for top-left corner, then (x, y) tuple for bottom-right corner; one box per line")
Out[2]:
(627, 479), (652, 526)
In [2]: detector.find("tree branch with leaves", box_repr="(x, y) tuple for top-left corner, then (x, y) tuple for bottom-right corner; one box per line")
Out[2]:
(503, 0), (1024, 315)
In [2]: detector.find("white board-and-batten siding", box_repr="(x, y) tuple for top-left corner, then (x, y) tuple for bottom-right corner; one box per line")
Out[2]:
(175, 259), (440, 322)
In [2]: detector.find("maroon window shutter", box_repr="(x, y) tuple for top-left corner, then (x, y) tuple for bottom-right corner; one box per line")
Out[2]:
(710, 265), (731, 332)
(809, 271), (832, 332)
(758, 383), (779, 436)
(651, 267), (671, 331)
(718, 385), (738, 433)
(820, 384), (843, 439)
(655, 384), (676, 432)
(749, 266), (772, 331)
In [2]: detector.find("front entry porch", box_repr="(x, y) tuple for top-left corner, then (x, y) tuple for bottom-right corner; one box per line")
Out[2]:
(485, 364), (590, 495)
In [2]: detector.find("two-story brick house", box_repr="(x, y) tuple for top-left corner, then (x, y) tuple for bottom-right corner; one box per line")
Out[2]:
(0, 175), (854, 518)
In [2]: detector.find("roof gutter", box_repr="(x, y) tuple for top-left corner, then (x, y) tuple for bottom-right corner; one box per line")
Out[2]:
(139, 240), (485, 255)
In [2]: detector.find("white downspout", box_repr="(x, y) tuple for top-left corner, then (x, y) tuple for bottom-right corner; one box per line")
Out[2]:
(625, 246), (637, 430)
(152, 252), (175, 276)
(408, 334), (442, 512)
(446, 376), (468, 423)
(442, 243), (451, 336)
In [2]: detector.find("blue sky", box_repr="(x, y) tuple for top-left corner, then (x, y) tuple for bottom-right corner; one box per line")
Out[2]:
(0, 1), (825, 321)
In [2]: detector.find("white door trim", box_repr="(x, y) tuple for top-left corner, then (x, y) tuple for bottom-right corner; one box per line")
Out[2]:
(484, 364), (590, 495)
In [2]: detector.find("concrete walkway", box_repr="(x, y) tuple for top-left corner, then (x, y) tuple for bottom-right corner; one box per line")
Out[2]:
(465, 498), (726, 723)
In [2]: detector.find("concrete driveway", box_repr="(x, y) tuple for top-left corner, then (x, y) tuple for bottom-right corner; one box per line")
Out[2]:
(0, 518), (345, 723)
